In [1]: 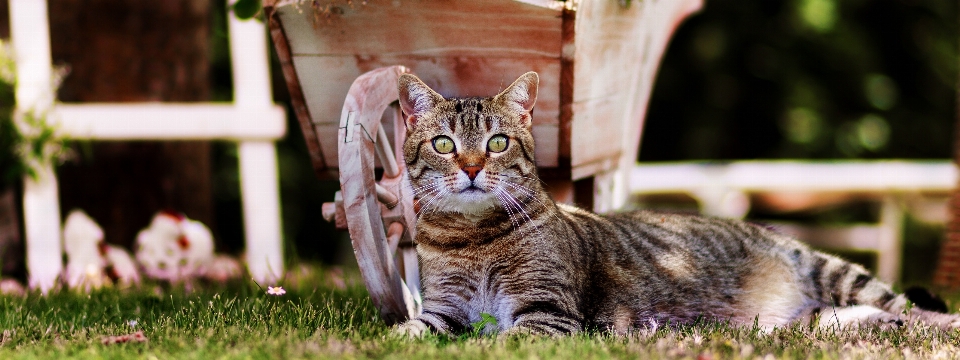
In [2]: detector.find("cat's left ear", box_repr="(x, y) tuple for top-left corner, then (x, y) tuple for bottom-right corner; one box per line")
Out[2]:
(495, 71), (538, 127)
(398, 74), (443, 131)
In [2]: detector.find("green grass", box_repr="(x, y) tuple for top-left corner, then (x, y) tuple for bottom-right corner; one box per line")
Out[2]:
(1, 266), (959, 359)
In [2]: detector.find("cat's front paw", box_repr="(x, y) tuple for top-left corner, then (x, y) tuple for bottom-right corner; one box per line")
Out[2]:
(394, 319), (431, 339)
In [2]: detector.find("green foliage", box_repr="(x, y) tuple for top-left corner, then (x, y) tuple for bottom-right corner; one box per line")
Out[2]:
(232, 0), (262, 20)
(642, 0), (957, 161)
(0, 39), (67, 186)
(0, 117), (23, 187)
(13, 110), (66, 180)
(0, 43), (18, 188)
(469, 312), (498, 336)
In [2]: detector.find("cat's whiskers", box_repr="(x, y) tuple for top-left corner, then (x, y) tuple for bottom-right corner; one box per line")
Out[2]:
(493, 188), (521, 231)
(487, 174), (543, 205)
(415, 181), (450, 216)
(410, 181), (442, 193)
(498, 180), (542, 205)
(493, 186), (522, 217)
(495, 186), (546, 242)
(496, 180), (539, 209)
(498, 181), (565, 225)
(419, 189), (450, 216)
(499, 172), (549, 188)
(409, 181), (445, 199)
(407, 180), (445, 215)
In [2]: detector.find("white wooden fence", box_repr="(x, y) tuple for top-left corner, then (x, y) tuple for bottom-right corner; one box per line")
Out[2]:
(630, 160), (956, 283)
(11, 0), (286, 292)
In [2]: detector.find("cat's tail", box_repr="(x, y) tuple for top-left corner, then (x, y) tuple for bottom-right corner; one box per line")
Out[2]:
(803, 251), (960, 329)
(802, 251), (906, 312)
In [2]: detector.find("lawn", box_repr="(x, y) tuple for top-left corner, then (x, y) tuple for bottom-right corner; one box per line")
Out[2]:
(1, 265), (958, 359)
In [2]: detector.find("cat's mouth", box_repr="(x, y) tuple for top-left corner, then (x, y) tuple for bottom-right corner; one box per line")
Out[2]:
(460, 185), (485, 194)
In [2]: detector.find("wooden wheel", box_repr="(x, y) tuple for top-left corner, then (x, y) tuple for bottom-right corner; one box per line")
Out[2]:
(322, 66), (421, 325)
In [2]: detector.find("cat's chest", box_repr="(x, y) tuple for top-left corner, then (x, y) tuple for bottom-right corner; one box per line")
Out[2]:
(461, 264), (516, 333)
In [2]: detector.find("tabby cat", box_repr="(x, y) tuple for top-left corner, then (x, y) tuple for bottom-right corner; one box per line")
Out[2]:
(394, 71), (959, 336)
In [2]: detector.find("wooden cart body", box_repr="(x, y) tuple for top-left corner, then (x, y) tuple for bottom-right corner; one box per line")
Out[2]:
(266, 0), (701, 211)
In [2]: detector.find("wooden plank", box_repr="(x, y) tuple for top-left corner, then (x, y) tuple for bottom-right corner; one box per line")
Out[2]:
(294, 56), (561, 168)
(54, 103), (286, 140)
(270, 0), (703, 176)
(557, 7), (576, 166)
(21, 165), (61, 293)
(293, 56), (561, 126)
(568, 97), (627, 171)
(315, 125), (339, 168)
(265, 3), (328, 175)
(630, 161), (956, 194)
(571, 153), (622, 181)
(11, 0), (54, 110)
(569, 0), (702, 178)
(272, 0), (564, 170)
(11, 0), (61, 293)
(229, 3), (273, 108)
(239, 141), (284, 283)
(530, 125), (559, 168)
(276, 0), (562, 58)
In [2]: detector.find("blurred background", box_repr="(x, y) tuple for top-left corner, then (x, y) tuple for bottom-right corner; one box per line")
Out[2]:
(642, 0), (956, 286)
(0, 0), (956, 287)
(646, 0), (956, 162)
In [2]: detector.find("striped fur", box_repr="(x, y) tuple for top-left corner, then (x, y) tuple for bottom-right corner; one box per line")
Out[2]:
(394, 72), (960, 336)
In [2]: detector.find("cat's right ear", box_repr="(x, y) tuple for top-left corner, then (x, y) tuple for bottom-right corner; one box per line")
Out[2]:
(398, 74), (442, 131)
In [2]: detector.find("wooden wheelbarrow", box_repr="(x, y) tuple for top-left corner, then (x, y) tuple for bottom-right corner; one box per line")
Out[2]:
(263, 0), (702, 324)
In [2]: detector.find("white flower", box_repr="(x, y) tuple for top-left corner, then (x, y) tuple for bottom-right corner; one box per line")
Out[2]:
(267, 286), (286, 296)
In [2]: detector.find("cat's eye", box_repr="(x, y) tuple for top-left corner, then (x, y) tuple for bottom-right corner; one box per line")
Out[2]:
(432, 136), (455, 154)
(487, 135), (509, 153)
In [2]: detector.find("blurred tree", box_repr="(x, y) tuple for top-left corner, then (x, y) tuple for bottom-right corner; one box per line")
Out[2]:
(0, 63), (21, 279)
(0, 2), (20, 279)
(934, 3), (960, 289)
(50, 0), (216, 250)
(642, 0), (956, 161)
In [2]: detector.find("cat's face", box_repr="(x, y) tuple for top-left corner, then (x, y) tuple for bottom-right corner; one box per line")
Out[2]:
(398, 72), (540, 217)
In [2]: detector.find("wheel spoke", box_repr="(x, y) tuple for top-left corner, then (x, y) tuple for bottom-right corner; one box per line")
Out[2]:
(401, 247), (422, 313)
(391, 105), (406, 168)
(386, 222), (403, 254)
(375, 183), (399, 208)
(376, 123), (400, 178)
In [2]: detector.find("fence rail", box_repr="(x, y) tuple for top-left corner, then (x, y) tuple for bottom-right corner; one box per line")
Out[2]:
(628, 160), (957, 284)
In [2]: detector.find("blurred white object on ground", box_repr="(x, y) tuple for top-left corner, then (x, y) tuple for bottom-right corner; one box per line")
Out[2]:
(101, 243), (141, 287)
(0, 278), (25, 296)
(135, 211), (215, 282)
(202, 254), (244, 282)
(62, 209), (109, 291)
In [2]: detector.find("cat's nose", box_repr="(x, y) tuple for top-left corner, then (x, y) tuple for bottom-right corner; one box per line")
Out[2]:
(462, 165), (483, 180)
